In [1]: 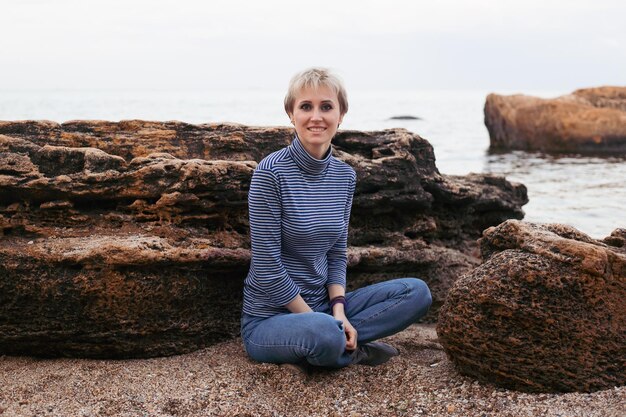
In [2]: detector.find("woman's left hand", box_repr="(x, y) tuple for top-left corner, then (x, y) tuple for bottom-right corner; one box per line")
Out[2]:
(335, 313), (358, 351)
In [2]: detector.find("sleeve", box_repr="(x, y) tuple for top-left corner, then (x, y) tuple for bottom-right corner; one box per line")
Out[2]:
(326, 172), (356, 288)
(247, 168), (301, 307)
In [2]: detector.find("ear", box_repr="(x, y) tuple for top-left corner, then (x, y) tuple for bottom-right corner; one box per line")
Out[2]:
(288, 113), (294, 124)
(338, 114), (344, 126)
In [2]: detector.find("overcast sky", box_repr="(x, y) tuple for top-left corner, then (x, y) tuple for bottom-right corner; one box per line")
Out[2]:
(1, 0), (624, 92)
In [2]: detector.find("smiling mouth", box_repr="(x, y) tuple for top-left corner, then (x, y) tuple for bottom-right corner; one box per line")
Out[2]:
(307, 127), (326, 132)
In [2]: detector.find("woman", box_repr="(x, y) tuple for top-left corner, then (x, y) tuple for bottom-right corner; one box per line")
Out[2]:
(241, 68), (432, 368)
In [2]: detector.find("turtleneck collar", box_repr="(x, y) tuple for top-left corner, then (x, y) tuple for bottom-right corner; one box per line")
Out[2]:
(288, 135), (332, 176)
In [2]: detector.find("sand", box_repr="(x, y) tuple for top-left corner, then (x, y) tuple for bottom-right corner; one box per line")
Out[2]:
(1, 324), (623, 417)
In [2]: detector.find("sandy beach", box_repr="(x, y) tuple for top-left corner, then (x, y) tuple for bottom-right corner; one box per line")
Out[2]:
(1, 324), (623, 417)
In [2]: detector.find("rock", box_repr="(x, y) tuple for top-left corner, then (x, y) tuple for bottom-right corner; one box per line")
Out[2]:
(603, 228), (626, 249)
(437, 220), (626, 393)
(484, 86), (626, 154)
(0, 121), (528, 358)
(389, 115), (422, 120)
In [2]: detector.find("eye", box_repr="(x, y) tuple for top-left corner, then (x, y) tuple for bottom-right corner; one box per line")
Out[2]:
(299, 103), (312, 110)
(322, 103), (334, 111)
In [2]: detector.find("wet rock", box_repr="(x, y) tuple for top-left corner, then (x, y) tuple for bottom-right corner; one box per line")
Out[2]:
(485, 86), (626, 154)
(0, 121), (527, 358)
(603, 228), (626, 249)
(437, 220), (626, 392)
(389, 115), (421, 120)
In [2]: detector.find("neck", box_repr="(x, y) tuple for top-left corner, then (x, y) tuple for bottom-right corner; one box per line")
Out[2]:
(301, 142), (331, 160)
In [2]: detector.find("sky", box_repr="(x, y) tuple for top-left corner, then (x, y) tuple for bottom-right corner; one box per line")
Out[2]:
(0, 0), (624, 92)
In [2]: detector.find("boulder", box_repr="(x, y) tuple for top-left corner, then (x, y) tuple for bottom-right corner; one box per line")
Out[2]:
(0, 121), (528, 358)
(437, 220), (626, 393)
(484, 86), (626, 154)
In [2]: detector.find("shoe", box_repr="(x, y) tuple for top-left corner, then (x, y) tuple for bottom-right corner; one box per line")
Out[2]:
(352, 342), (399, 366)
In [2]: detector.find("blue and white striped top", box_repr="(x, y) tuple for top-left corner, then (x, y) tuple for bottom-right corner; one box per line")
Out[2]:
(242, 135), (357, 318)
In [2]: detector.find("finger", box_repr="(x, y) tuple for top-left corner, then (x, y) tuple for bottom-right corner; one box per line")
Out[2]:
(346, 330), (357, 349)
(347, 339), (357, 350)
(349, 328), (356, 340)
(343, 329), (353, 348)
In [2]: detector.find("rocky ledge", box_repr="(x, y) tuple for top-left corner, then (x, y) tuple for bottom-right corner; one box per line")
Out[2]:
(485, 86), (626, 154)
(437, 220), (626, 393)
(0, 120), (527, 358)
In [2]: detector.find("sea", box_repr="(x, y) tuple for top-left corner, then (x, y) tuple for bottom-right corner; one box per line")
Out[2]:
(1, 89), (624, 239)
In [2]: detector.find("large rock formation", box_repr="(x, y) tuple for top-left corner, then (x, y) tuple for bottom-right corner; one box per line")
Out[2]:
(0, 120), (528, 358)
(485, 86), (626, 154)
(437, 220), (626, 393)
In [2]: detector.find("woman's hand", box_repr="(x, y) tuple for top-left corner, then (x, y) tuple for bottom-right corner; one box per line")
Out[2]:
(334, 312), (358, 351)
(327, 285), (356, 350)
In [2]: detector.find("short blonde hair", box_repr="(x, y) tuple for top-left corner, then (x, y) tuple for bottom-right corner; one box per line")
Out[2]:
(284, 68), (348, 116)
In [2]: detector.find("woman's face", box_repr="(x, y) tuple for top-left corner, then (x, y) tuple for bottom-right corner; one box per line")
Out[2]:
(289, 85), (344, 158)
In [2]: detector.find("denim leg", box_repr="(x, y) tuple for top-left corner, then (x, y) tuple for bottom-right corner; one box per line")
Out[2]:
(241, 312), (353, 368)
(343, 278), (432, 343)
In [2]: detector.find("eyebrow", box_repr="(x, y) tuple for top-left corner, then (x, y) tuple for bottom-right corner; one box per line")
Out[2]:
(298, 99), (335, 103)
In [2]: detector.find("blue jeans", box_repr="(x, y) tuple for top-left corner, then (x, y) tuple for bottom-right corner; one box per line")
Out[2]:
(241, 278), (432, 368)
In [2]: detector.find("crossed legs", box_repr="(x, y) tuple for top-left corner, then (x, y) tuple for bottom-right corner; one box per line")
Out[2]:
(241, 278), (432, 368)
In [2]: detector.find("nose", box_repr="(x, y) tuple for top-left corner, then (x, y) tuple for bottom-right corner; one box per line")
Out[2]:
(311, 107), (323, 121)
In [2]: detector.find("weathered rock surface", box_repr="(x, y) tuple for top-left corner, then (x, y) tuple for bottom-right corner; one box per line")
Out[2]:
(485, 86), (626, 153)
(0, 120), (528, 358)
(437, 220), (626, 393)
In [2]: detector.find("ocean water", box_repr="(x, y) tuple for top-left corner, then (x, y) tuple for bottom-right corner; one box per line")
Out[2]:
(1, 89), (624, 239)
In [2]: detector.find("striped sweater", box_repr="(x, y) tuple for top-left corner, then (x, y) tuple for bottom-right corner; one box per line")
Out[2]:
(242, 135), (357, 318)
